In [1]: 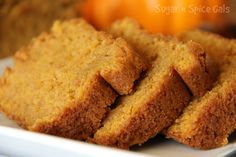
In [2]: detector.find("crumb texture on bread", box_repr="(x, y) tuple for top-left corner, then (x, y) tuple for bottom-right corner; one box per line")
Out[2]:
(93, 18), (212, 148)
(166, 30), (236, 149)
(0, 18), (146, 140)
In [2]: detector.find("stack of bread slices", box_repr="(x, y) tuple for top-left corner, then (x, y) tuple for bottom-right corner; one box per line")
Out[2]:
(0, 18), (235, 150)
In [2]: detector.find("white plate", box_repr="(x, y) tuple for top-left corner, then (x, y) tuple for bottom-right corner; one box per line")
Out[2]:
(0, 58), (236, 157)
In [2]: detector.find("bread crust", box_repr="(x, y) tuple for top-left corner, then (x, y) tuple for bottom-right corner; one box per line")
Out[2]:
(94, 71), (191, 148)
(0, 19), (146, 140)
(93, 19), (212, 148)
(166, 30), (236, 149)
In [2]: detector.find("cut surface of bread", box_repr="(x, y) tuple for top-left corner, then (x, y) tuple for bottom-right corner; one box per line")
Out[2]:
(0, 0), (80, 58)
(93, 19), (213, 148)
(166, 30), (236, 149)
(0, 19), (146, 140)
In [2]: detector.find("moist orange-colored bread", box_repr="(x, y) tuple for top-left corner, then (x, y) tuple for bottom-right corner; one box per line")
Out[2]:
(0, 0), (80, 58)
(0, 18), (146, 140)
(166, 30), (236, 149)
(93, 18), (213, 148)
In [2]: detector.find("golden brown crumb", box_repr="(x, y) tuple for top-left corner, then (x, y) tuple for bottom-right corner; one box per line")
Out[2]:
(0, 18), (146, 140)
(166, 30), (236, 149)
(92, 19), (213, 149)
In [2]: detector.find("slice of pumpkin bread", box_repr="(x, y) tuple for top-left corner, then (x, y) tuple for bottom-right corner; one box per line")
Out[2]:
(93, 18), (213, 148)
(0, 18), (146, 140)
(166, 30), (236, 149)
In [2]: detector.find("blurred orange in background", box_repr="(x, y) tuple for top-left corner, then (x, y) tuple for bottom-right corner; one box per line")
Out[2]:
(79, 0), (228, 34)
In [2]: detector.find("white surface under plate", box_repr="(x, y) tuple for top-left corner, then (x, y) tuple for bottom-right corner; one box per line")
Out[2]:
(0, 58), (236, 157)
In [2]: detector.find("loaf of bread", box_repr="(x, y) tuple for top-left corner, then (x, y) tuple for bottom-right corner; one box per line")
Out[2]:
(166, 30), (236, 149)
(93, 19), (213, 148)
(1, 16), (234, 150)
(0, 19), (146, 140)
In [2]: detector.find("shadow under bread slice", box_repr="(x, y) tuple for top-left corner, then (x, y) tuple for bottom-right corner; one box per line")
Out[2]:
(166, 30), (236, 149)
(92, 18), (213, 149)
(0, 18), (146, 140)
